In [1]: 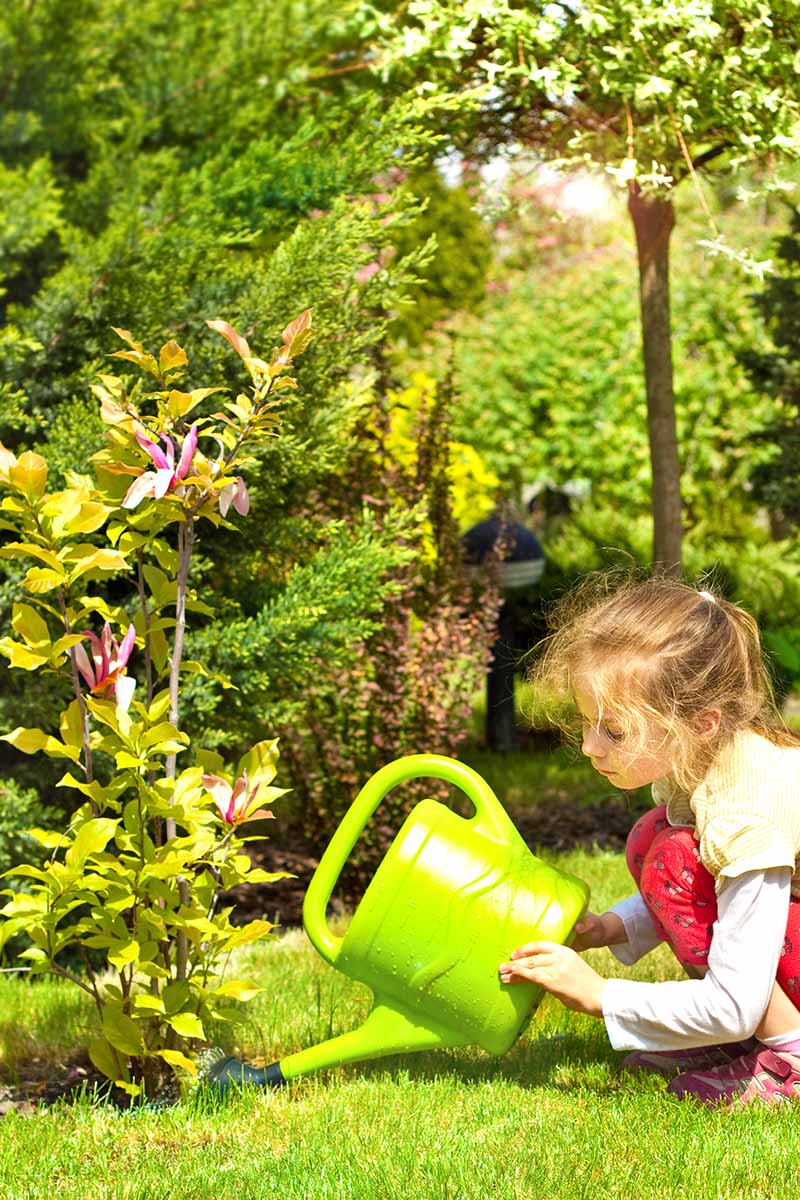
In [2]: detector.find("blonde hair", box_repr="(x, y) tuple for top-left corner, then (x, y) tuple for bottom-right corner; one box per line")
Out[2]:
(529, 572), (799, 792)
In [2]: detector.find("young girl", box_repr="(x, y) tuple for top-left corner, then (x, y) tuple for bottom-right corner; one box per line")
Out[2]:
(498, 575), (800, 1109)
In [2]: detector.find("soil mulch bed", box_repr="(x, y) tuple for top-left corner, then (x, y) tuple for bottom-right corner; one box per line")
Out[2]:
(226, 793), (649, 930)
(0, 1064), (126, 1116)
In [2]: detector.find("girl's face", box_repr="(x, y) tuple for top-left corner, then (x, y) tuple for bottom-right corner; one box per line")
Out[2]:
(574, 683), (676, 790)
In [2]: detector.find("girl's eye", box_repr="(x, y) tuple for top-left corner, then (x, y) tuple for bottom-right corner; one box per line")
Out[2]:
(581, 717), (624, 744)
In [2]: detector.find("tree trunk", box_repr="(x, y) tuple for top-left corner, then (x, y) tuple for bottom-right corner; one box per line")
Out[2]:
(627, 184), (683, 576)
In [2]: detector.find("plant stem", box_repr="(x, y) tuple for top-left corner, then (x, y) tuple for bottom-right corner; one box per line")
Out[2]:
(165, 519), (193, 788)
(58, 591), (96, 808)
(50, 963), (104, 1024)
(137, 551), (160, 842)
(165, 519), (194, 980)
(136, 549), (154, 707)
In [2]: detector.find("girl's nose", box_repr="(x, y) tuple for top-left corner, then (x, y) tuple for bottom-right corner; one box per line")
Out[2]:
(582, 725), (605, 758)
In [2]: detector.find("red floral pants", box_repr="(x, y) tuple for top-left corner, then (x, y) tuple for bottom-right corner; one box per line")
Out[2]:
(626, 806), (800, 1008)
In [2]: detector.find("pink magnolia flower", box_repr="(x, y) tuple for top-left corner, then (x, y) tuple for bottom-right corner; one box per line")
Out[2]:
(203, 771), (271, 825)
(122, 424), (199, 509)
(218, 476), (250, 518)
(203, 433), (250, 519)
(74, 622), (136, 711)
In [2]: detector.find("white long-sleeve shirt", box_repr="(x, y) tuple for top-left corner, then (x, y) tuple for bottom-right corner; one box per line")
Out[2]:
(601, 867), (792, 1051)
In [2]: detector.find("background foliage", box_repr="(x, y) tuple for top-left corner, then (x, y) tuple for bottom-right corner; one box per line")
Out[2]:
(0, 0), (501, 866)
(3, 0), (800, 852)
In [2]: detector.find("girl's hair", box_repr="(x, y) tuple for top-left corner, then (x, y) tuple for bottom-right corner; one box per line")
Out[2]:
(529, 572), (799, 792)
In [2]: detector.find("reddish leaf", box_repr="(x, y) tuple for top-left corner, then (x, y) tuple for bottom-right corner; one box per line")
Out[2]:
(280, 309), (314, 357)
(207, 320), (251, 360)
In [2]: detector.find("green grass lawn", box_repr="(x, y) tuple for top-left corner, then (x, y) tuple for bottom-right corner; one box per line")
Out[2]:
(1, 847), (799, 1200)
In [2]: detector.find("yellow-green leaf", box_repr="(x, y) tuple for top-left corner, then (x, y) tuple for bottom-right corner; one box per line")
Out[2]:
(12, 602), (51, 649)
(133, 993), (165, 1013)
(0, 638), (50, 669)
(110, 349), (160, 377)
(8, 451), (48, 500)
(111, 327), (144, 353)
(2, 726), (51, 754)
(59, 700), (84, 750)
(159, 340), (188, 375)
(108, 939), (140, 970)
(157, 1049), (197, 1076)
(23, 567), (64, 594)
(26, 827), (65, 849)
(101, 1007), (144, 1056)
(59, 501), (110, 536)
(147, 741), (186, 757)
(65, 818), (119, 868)
(222, 920), (273, 950)
(137, 962), (170, 981)
(3, 863), (50, 883)
(213, 979), (263, 1002)
(74, 596), (128, 625)
(142, 565), (174, 607)
(115, 1080), (142, 1098)
(2, 725), (80, 761)
(52, 633), (85, 658)
(246, 868), (288, 884)
(163, 980), (190, 1014)
(115, 751), (144, 770)
(139, 722), (187, 751)
(19, 946), (48, 961)
(166, 387), (224, 419)
(167, 1012), (205, 1039)
(85, 696), (124, 733)
(147, 690), (172, 722)
(66, 547), (129, 582)
(271, 375), (298, 392)
(89, 1036), (128, 1082)
(149, 629), (169, 673)
(237, 739), (280, 790)
(0, 542), (61, 570)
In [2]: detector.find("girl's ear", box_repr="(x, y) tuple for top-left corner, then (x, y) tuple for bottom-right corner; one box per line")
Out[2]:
(695, 708), (722, 739)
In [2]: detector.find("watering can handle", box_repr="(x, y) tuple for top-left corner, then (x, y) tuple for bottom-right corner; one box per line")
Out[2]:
(303, 753), (512, 967)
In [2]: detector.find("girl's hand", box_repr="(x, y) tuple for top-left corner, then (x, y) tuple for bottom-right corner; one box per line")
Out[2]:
(571, 910), (627, 952)
(498, 942), (606, 1017)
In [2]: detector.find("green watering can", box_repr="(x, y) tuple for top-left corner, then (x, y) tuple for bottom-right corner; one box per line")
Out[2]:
(208, 754), (589, 1091)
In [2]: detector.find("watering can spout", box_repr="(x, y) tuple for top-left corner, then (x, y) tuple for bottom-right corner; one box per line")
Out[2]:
(280, 998), (470, 1082)
(204, 1000), (468, 1093)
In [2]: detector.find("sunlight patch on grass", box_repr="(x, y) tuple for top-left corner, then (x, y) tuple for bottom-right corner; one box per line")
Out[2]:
(0, 975), (96, 1077)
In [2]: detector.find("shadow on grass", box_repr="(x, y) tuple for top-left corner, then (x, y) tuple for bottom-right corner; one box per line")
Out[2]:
(178, 1029), (635, 1110)
(333, 1030), (629, 1095)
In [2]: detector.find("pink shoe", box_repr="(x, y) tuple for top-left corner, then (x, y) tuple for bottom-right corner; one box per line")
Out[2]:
(622, 1039), (756, 1079)
(668, 1046), (800, 1109)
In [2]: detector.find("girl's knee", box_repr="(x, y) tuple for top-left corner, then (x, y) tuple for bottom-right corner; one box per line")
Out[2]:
(640, 827), (702, 889)
(638, 827), (716, 968)
(625, 805), (669, 884)
(640, 827), (715, 918)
